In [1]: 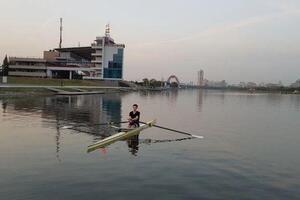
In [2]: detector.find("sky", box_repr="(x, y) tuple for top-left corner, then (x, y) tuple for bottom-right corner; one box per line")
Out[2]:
(0, 0), (300, 84)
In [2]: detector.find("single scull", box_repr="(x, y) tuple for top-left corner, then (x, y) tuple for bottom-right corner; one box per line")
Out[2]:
(87, 119), (156, 153)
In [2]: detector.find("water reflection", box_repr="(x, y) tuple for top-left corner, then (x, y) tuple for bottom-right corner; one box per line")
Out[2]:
(138, 89), (179, 103)
(165, 89), (178, 103)
(127, 135), (139, 156)
(2, 93), (190, 156)
(2, 91), (299, 158)
(197, 89), (203, 112)
(2, 100), (8, 113)
(125, 136), (195, 156)
(1, 91), (300, 199)
(1, 94), (123, 157)
(55, 118), (61, 162)
(140, 137), (194, 144)
(290, 95), (300, 111)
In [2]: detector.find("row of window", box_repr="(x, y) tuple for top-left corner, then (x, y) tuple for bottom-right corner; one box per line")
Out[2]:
(104, 68), (122, 79)
(9, 69), (46, 72)
(104, 49), (123, 79)
(10, 62), (46, 66)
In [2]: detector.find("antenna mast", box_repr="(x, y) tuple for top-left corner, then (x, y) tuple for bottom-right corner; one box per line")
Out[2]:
(105, 24), (110, 37)
(59, 18), (63, 48)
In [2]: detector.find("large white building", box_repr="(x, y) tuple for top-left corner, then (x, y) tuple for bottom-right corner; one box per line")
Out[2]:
(7, 26), (125, 80)
(290, 79), (300, 88)
(90, 34), (124, 80)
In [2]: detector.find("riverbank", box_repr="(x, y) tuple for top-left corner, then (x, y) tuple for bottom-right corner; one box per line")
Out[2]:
(212, 86), (300, 94)
(5, 77), (120, 87)
(0, 86), (131, 97)
(0, 77), (135, 96)
(137, 86), (300, 94)
(0, 87), (53, 97)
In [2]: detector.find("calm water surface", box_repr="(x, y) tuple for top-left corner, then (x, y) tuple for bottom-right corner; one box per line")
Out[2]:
(0, 90), (300, 200)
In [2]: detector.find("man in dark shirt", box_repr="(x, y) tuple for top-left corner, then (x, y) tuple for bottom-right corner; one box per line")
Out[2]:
(128, 104), (140, 127)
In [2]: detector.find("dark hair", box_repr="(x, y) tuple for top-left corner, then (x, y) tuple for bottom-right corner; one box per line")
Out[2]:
(133, 104), (138, 107)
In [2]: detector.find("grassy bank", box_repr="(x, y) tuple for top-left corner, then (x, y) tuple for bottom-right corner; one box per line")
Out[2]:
(0, 77), (132, 96)
(0, 87), (53, 96)
(7, 77), (119, 87)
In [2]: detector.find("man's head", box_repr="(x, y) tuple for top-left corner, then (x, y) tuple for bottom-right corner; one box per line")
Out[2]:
(133, 104), (138, 111)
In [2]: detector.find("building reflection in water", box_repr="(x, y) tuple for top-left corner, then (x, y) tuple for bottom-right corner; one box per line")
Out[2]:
(290, 95), (300, 111)
(138, 89), (179, 103)
(55, 116), (61, 162)
(1, 100), (8, 113)
(0, 94), (147, 156)
(164, 89), (178, 103)
(197, 89), (203, 112)
(43, 94), (123, 157)
(0, 94), (126, 156)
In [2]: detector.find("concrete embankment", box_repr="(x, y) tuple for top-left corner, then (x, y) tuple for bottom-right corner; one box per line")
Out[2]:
(0, 85), (133, 96)
(0, 77), (137, 96)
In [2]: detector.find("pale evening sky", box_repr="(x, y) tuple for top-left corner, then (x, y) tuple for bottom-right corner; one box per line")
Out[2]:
(0, 0), (300, 84)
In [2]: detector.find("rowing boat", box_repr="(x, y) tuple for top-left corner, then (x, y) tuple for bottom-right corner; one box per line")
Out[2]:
(87, 119), (156, 153)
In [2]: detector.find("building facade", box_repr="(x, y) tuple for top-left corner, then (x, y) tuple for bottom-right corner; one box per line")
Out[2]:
(198, 70), (204, 86)
(91, 36), (124, 80)
(7, 29), (125, 80)
(290, 79), (300, 88)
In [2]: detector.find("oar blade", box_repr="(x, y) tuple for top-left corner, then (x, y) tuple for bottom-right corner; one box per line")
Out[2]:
(191, 135), (204, 139)
(61, 125), (74, 129)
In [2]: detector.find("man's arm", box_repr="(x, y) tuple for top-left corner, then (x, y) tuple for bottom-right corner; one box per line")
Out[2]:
(131, 112), (140, 121)
(128, 112), (132, 121)
(131, 116), (139, 120)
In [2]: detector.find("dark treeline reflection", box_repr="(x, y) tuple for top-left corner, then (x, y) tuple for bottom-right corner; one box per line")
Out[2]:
(138, 89), (178, 101)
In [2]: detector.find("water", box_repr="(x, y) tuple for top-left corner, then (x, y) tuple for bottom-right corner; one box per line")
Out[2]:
(0, 90), (300, 200)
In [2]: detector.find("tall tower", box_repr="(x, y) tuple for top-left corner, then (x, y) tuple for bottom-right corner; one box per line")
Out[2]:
(198, 70), (204, 86)
(59, 18), (63, 48)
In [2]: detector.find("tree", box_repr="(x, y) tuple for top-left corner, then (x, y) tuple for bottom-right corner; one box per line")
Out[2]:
(142, 78), (149, 87)
(149, 78), (157, 87)
(2, 55), (9, 76)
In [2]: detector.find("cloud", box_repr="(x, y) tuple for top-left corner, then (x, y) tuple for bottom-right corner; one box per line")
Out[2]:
(132, 5), (300, 47)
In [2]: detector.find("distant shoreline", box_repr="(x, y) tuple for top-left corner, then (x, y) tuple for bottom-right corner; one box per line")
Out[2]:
(1, 76), (299, 96)
(137, 86), (300, 95)
(200, 86), (300, 94)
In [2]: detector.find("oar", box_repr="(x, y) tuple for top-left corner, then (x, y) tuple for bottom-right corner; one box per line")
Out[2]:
(61, 121), (128, 129)
(140, 122), (204, 139)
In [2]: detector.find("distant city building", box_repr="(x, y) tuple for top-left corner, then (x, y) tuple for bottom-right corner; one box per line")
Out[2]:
(206, 80), (227, 88)
(238, 82), (247, 88)
(198, 70), (204, 86)
(265, 82), (283, 88)
(6, 25), (125, 80)
(290, 79), (300, 88)
(246, 82), (257, 88)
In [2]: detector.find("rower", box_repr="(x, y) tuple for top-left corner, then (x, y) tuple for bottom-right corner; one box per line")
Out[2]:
(128, 104), (140, 128)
